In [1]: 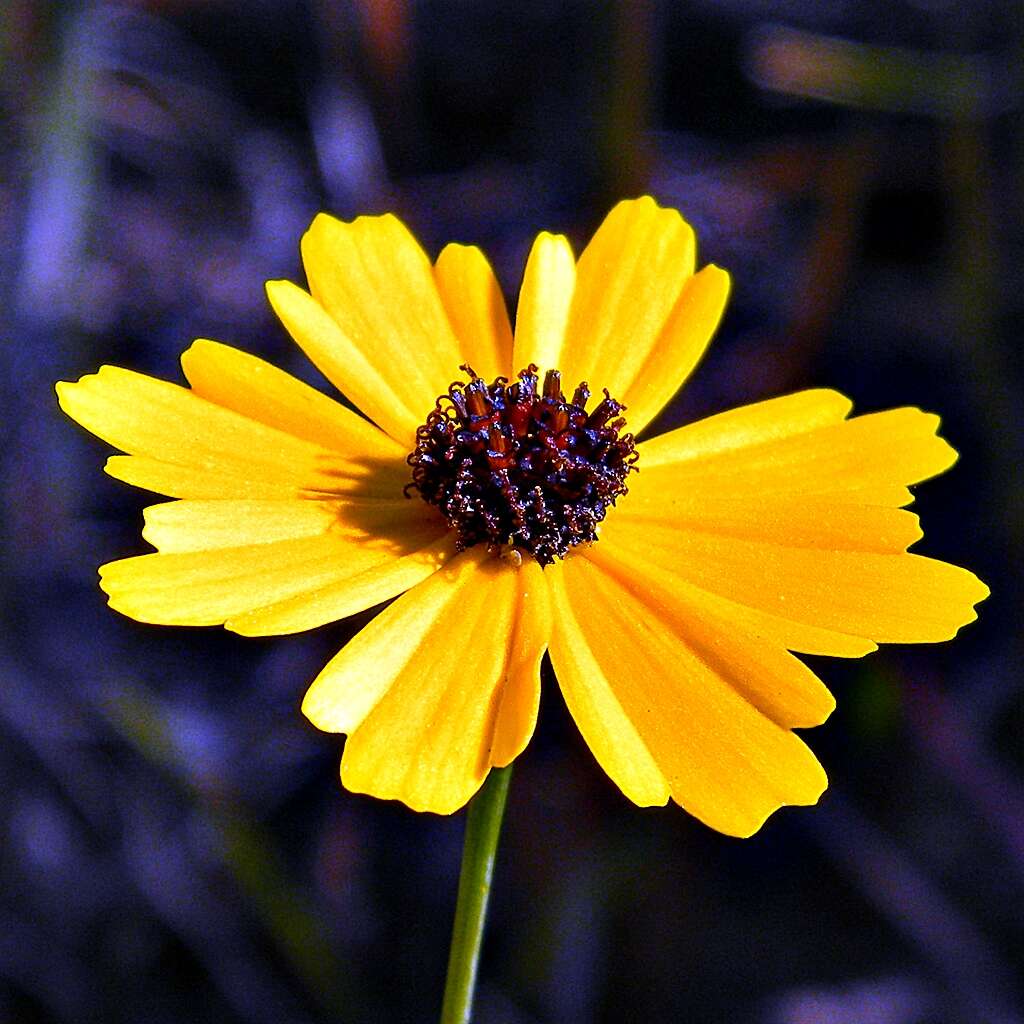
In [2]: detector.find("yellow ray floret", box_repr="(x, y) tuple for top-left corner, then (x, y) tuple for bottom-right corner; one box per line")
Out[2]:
(548, 555), (829, 838)
(304, 548), (550, 814)
(512, 231), (576, 377)
(433, 242), (513, 381)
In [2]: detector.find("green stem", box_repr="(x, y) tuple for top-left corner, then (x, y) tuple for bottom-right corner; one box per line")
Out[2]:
(440, 764), (513, 1024)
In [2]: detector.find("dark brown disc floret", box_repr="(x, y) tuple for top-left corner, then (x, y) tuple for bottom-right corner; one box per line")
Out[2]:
(406, 364), (639, 565)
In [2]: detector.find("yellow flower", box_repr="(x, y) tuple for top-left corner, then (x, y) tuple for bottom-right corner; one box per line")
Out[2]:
(57, 197), (988, 837)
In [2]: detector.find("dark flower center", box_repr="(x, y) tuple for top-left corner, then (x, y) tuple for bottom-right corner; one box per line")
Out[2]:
(406, 364), (638, 565)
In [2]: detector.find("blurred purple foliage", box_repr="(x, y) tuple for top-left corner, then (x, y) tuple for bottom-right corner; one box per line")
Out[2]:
(1, 2), (1021, 1022)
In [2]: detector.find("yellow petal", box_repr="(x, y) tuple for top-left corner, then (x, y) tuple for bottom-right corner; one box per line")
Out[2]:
(547, 563), (670, 809)
(638, 400), (955, 501)
(618, 492), (923, 554)
(228, 534), (453, 637)
(622, 265), (731, 436)
(180, 339), (403, 460)
(608, 398), (988, 648)
(302, 550), (493, 735)
(548, 556), (828, 837)
(276, 212), (464, 445)
(615, 499), (882, 660)
(105, 455), (302, 500)
(599, 516), (989, 645)
(639, 586), (878, 659)
(512, 231), (576, 375)
(637, 389), (854, 469)
(103, 454), (407, 501)
(58, 366), (316, 473)
(141, 497), (433, 553)
(99, 509), (448, 634)
(57, 365), (400, 500)
(266, 279), (422, 446)
(303, 548), (550, 813)
(583, 544), (836, 729)
(558, 197), (695, 403)
(143, 499), (341, 551)
(434, 243), (513, 381)
(617, 512), (882, 660)
(490, 556), (551, 767)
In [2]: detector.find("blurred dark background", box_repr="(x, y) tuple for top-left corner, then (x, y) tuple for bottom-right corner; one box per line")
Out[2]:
(2, 2), (1021, 1022)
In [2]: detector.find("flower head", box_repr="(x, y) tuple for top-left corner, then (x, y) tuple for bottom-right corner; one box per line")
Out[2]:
(57, 197), (988, 837)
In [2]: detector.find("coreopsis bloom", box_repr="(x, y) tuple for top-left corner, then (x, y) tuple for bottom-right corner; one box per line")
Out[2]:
(57, 198), (987, 837)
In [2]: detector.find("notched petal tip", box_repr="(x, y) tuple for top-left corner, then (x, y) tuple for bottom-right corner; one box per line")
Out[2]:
(703, 263), (732, 292)
(888, 406), (961, 483)
(624, 789), (672, 810)
(301, 684), (340, 732)
(103, 454), (147, 487)
(264, 277), (296, 306)
(179, 336), (229, 370)
(55, 378), (87, 427)
(614, 194), (661, 216)
(714, 764), (830, 840)
(302, 210), (343, 243)
(55, 367), (104, 418)
(534, 228), (572, 246)
(716, 747), (830, 840)
(937, 567), (990, 640)
(611, 194), (698, 242)
(812, 689), (838, 727)
(96, 559), (169, 626)
(339, 759), (479, 816)
(137, 506), (169, 552)
(931, 433), (960, 475)
(57, 366), (167, 451)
